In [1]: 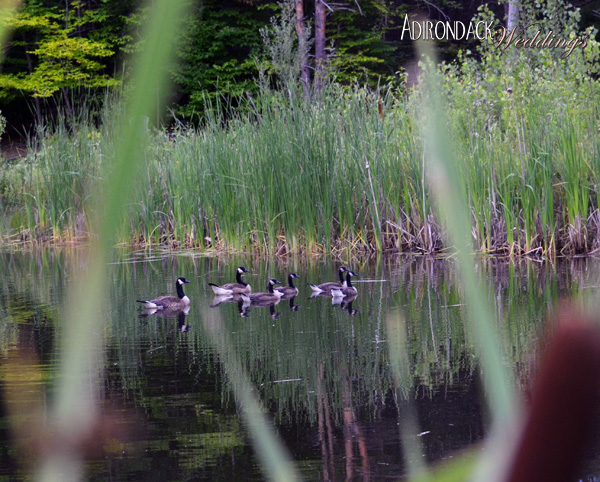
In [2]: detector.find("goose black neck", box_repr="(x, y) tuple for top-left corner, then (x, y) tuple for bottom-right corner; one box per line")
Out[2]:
(236, 271), (248, 286)
(287, 274), (296, 288)
(176, 282), (186, 299)
(338, 269), (346, 283)
(345, 272), (353, 288)
(268, 282), (275, 293)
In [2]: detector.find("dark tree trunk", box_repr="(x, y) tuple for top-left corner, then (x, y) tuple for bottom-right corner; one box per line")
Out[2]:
(507, 0), (519, 32)
(295, 0), (311, 94)
(61, 87), (74, 120)
(314, 0), (327, 92)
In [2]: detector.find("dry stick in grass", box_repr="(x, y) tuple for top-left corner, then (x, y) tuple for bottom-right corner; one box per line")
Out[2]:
(365, 160), (381, 250)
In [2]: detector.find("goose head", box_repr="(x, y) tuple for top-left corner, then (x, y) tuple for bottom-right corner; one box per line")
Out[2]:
(268, 278), (282, 290)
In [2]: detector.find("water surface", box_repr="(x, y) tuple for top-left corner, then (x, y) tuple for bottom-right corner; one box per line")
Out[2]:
(0, 250), (598, 480)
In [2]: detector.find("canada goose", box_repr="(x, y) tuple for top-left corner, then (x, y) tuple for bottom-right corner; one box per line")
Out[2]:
(331, 270), (358, 298)
(240, 278), (284, 305)
(308, 266), (348, 294)
(137, 277), (191, 310)
(209, 266), (251, 295)
(275, 273), (300, 297)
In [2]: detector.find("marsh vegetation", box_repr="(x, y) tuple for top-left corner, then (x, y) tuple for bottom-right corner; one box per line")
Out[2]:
(2, 58), (600, 257)
(1, 1), (599, 258)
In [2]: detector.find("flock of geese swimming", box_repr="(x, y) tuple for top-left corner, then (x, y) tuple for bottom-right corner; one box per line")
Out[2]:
(136, 266), (358, 317)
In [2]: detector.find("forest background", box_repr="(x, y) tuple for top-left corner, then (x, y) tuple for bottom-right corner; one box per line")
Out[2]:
(0, 0), (597, 133)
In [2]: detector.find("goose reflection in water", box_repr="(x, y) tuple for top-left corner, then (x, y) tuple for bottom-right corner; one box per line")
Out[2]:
(210, 282), (302, 317)
(341, 297), (358, 316)
(288, 297), (301, 312)
(331, 293), (358, 315)
(210, 294), (238, 307)
(237, 297), (282, 319)
(140, 305), (191, 332)
(239, 295), (302, 317)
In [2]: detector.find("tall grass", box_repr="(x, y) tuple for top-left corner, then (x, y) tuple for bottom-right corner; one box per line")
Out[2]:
(2, 55), (599, 257)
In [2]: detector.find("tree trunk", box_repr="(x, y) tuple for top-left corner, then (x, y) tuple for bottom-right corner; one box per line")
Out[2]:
(295, 0), (311, 95)
(507, 0), (519, 32)
(314, 0), (327, 92)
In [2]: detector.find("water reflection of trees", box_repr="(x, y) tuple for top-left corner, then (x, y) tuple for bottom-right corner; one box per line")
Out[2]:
(2, 252), (596, 406)
(2, 252), (600, 478)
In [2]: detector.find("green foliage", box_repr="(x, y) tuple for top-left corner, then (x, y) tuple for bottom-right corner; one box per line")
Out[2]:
(0, 2), (121, 101)
(172, 0), (271, 118)
(435, 1), (600, 256)
(2, 0), (600, 257)
(326, 0), (402, 86)
(1, 36), (117, 98)
(259, 0), (310, 89)
(3, 54), (600, 256)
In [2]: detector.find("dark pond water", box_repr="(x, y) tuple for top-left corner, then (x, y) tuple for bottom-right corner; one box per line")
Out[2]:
(0, 249), (599, 481)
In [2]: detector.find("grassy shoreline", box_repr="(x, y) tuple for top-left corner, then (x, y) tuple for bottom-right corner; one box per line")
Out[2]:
(1, 62), (600, 257)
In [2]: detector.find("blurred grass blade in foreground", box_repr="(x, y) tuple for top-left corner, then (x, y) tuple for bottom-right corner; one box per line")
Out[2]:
(416, 40), (517, 426)
(415, 41), (520, 481)
(29, 0), (189, 480)
(202, 307), (300, 482)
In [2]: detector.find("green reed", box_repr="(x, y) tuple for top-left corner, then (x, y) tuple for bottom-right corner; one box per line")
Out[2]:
(2, 52), (600, 257)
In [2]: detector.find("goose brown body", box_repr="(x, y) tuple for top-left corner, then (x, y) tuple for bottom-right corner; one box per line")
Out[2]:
(308, 266), (348, 293)
(331, 270), (358, 298)
(241, 278), (284, 304)
(209, 267), (251, 295)
(274, 273), (300, 297)
(137, 277), (191, 310)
